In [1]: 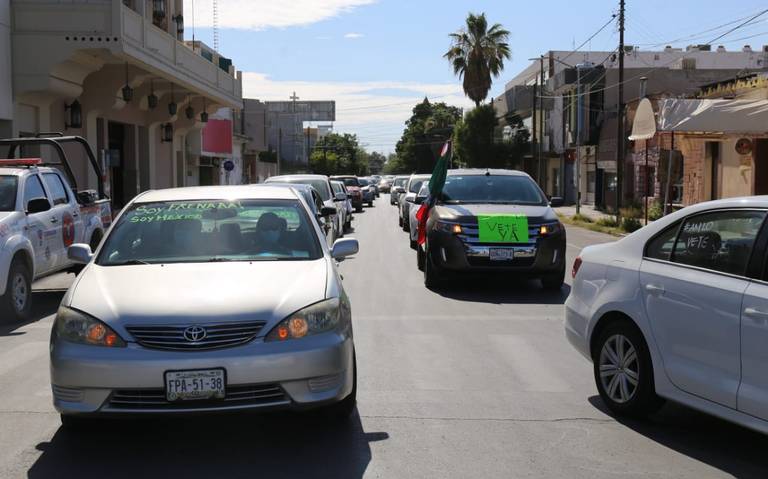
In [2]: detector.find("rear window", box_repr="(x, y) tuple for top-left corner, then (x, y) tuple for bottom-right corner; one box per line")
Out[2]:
(97, 199), (322, 265)
(267, 178), (331, 201)
(358, 178), (370, 186)
(341, 178), (359, 187)
(0, 176), (17, 211)
(441, 175), (546, 205)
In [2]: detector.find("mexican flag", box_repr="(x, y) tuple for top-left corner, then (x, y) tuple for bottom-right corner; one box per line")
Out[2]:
(415, 140), (450, 245)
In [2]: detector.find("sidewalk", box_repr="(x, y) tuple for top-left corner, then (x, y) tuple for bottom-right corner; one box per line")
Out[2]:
(554, 204), (614, 223)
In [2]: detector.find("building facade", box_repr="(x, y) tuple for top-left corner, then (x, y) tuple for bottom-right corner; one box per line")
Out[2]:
(3, 0), (243, 208)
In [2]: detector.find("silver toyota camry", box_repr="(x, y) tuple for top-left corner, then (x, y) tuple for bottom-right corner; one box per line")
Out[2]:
(50, 185), (359, 426)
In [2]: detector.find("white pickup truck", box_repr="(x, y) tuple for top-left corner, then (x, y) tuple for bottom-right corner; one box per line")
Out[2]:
(0, 135), (111, 322)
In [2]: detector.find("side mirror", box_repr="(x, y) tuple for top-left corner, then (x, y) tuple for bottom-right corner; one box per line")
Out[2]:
(68, 243), (94, 264)
(26, 197), (51, 214)
(346, 193), (352, 199)
(549, 197), (564, 207)
(320, 206), (337, 217)
(331, 238), (359, 260)
(415, 196), (427, 205)
(334, 192), (346, 202)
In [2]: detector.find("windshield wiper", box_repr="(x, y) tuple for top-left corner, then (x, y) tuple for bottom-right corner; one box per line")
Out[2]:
(107, 259), (152, 266)
(205, 257), (235, 262)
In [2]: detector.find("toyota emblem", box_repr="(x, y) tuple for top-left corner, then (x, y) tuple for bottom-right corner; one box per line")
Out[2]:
(183, 325), (207, 342)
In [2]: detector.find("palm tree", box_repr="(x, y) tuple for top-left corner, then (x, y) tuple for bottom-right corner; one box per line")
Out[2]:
(444, 13), (511, 107)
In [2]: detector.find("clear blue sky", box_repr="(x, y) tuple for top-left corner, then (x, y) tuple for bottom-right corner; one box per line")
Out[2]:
(187, 0), (768, 153)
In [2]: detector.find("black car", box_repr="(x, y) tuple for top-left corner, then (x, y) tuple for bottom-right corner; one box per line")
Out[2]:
(417, 169), (566, 290)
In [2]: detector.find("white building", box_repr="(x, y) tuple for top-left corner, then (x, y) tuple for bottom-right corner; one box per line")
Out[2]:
(2, 0), (243, 207)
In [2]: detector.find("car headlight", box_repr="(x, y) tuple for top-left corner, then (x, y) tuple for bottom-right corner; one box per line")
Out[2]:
(54, 307), (126, 347)
(265, 298), (343, 342)
(434, 221), (463, 234)
(539, 221), (563, 237)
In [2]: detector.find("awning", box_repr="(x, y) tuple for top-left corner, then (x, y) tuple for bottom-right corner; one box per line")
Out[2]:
(658, 98), (768, 133)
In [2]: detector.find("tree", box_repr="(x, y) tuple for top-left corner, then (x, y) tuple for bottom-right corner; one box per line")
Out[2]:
(444, 13), (511, 107)
(453, 104), (500, 168)
(309, 133), (369, 176)
(367, 152), (386, 174)
(394, 98), (462, 174)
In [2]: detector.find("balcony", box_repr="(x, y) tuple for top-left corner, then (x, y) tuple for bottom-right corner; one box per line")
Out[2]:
(12, 0), (242, 108)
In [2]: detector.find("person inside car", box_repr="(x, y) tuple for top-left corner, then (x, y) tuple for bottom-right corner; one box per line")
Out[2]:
(254, 212), (291, 256)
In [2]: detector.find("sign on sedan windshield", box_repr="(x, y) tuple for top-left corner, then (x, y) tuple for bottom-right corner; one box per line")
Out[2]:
(478, 215), (529, 243)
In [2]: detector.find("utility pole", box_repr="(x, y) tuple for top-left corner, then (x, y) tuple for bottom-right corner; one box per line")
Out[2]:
(539, 54), (545, 191)
(532, 82), (538, 181)
(616, 0), (626, 217)
(290, 92), (300, 166)
(576, 66), (582, 215)
(277, 127), (282, 175)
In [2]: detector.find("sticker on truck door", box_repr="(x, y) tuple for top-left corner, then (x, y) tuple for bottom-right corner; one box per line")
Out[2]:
(62, 212), (75, 247)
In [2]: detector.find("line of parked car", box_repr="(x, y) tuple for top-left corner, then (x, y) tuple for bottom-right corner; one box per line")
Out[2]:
(386, 170), (567, 290)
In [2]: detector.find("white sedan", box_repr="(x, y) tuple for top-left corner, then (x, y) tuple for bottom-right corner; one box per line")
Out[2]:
(566, 196), (768, 434)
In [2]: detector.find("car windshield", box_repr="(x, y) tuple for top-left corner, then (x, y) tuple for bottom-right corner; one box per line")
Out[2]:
(409, 177), (429, 193)
(0, 176), (17, 211)
(341, 178), (360, 187)
(441, 175), (547, 205)
(268, 178), (330, 201)
(394, 178), (408, 187)
(358, 178), (370, 186)
(97, 199), (322, 265)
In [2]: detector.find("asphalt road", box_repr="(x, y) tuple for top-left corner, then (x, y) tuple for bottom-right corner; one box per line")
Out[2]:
(1, 194), (768, 478)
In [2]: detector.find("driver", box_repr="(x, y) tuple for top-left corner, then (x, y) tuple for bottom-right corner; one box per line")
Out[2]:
(254, 212), (291, 255)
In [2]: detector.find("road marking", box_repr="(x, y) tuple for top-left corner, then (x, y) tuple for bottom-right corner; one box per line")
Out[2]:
(489, 335), (571, 392)
(0, 342), (48, 377)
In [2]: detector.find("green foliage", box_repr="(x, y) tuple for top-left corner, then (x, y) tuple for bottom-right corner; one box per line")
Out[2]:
(453, 104), (506, 168)
(648, 200), (664, 221)
(393, 98), (462, 174)
(258, 150), (277, 163)
(619, 206), (643, 219)
(621, 217), (643, 233)
(309, 133), (368, 176)
(367, 152), (386, 175)
(571, 213), (593, 223)
(444, 12), (511, 106)
(597, 217), (620, 228)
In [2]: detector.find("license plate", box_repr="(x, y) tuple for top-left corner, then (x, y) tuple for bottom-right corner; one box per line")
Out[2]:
(489, 248), (515, 261)
(165, 369), (225, 401)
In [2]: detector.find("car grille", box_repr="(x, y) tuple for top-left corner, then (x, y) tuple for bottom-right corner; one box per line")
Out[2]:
(107, 384), (288, 410)
(456, 222), (543, 246)
(126, 321), (267, 351)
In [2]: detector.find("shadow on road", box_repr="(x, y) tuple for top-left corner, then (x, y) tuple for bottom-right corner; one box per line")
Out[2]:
(29, 411), (387, 479)
(0, 290), (63, 337)
(434, 277), (571, 305)
(588, 396), (768, 478)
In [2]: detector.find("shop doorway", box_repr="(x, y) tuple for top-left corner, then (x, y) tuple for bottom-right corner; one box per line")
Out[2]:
(755, 140), (768, 196)
(107, 122), (126, 209)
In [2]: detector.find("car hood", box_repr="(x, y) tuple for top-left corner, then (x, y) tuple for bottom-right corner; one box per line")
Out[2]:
(68, 260), (329, 332)
(433, 204), (556, 224)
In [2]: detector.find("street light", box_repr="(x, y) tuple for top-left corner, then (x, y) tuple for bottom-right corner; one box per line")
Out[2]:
(121, 63), (133, 103)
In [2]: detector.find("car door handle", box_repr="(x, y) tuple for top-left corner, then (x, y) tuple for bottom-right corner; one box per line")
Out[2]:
(744, 308), (768, 320)
(645, 284), (665, 295)
(50, 217), (59, 224)
(71, 212), (79, 218)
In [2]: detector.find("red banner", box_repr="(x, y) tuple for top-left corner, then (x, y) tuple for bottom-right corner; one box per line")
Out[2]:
(202, 119), (233, 154)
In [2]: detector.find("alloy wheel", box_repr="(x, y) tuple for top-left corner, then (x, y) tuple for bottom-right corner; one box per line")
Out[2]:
(598, 334), (639, 404)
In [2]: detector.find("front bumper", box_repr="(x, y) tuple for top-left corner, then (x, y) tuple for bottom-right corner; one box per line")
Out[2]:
(51, 332), (354, 415)
(426, 230), (565, 276)
(362, 190), (375, 202)
(350, 196), (363, 208)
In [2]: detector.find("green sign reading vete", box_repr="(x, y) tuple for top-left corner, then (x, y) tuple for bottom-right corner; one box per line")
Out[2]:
(477, 215), (529, 243)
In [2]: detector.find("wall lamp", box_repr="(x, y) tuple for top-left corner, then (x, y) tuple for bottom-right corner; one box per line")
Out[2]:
(64, 100), (82, 129)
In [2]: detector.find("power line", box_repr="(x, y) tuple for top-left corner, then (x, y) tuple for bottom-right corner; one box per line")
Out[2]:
(709, 8), (768, 44)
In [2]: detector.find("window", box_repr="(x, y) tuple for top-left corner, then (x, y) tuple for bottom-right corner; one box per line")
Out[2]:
(645, 221), (681, 261)
(672, 210), (766, 276)
(42, 173), (69, 206)
(23, 175), (49, 209)
(441, 175), (547, 205)
(98, 199), (323, 265)
(0, 176), (18, 212)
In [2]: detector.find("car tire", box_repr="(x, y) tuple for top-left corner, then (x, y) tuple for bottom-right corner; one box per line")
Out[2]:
(409, 238), (417, 250)
(402, 218), (409, 232)
(368, 201), (373, 207)
(593, 320), (664, 418)
(324, 352), (357, 421)
(398, 216), (403, 227)
(541, 266), (565, 290)
(423, 246), (443, 289)
(0, 258), (32, 323)
(355, 206), (363, 213)
(416, 246), (425, 271)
